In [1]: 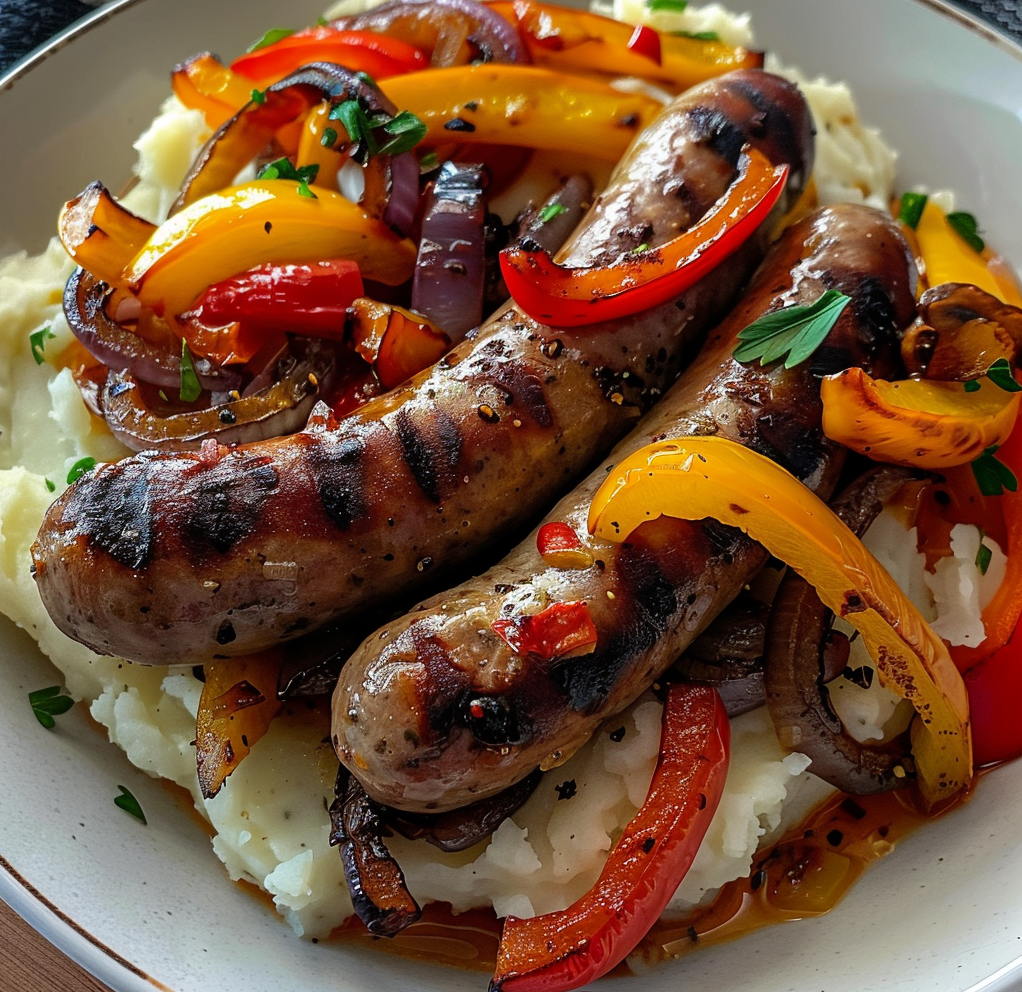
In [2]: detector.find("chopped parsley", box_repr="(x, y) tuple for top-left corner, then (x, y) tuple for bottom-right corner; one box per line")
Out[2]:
(971, 445), (1018, 497)
(245, 27), (294, 53)
(733, 290), (851, 369)
(897, 191), (928, 229)
(179, 340), (202, 402)
(539, 202), (568, 224)
(29, 686), (74, 729)
(29, 324), (56, 365)
(672, 29), (720, 40)
(257, 156), (320, 198)
(947, 211), (985, 253)
(330, 100), (427, 162)
(320, 126), (339, 149)
(985, 358), (1022, 392)
(250, 88), (267, 106)
(66, 456), (96, 484)
(646, 0), (688, 11)
(114, 785), (147, 824)
(44, 478), (55, 492)
(419, 150), (439, 171)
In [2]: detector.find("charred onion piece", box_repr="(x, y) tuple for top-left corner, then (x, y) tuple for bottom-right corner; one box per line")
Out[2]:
(673, 593), (769, 684)
(100, 337), (337, 452)
(329, 0), (528, 66)
(901, 281), (1022, 380)
(65, 267), (243, 394)
(764, 465), (926, 795)
(174, 63), (398, 213)
(329, 767), (421, 937)
(411, 161), (490, 341)
(385, 769), (542, 852)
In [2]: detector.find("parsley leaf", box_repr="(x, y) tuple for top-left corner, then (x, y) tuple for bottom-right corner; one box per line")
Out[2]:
(972, 445), (1018, 496)
(246, 27), (294, 53)
(976, 538), (993, 576)
(66, 456), (96, 484)
(539, 202), (568, 224)
(29, 324), (56, 365)
(180, 340), (202, 402)
(419, 150), (439, 170)
(985, 357), (1022, 392)
(733, 290), (851, 369)
(258, 156), (319, 198)
(377, 110), (428, 157)
(250, 88), (267, 106)
(897, 191), (928, 229)
(29, 686), (74, 729)
(44, 478), (55, 492)
(114, 786), (147, 825)
(947, 211), (985, 253)
(320, 126), (339, 149)
(646, 0), (687, 10)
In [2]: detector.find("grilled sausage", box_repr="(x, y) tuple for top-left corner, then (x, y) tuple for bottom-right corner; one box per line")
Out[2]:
(331, 203), (918, 813)
(31, 69), (813, 667)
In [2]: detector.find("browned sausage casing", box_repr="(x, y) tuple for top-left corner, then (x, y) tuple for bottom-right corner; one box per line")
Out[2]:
(31, 70), (813, 667)
(332, 203), (918, 814)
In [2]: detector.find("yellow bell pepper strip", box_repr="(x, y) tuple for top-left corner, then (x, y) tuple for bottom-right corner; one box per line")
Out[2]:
(488, 0), (763, 92)
(380, 64), (661, 161)
(123, 181), (417, 320)
(490, 682), (729, 992)
(171, 52), (257, 130)
(58, 181), (157, 286)
(499, 145), (788, 327)
(587, 435), (972, 809)
(908, 197), (1022, 307)
(295, 100), (347, 188)
(194, 650), (284, 800)
(230, 27), (428, 90)
(820, 367), (1022, 470)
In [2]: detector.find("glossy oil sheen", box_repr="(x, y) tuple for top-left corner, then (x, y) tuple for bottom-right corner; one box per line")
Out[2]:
(1, 1), (1022, 991)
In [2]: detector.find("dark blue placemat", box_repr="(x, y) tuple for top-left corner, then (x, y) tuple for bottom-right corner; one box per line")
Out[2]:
(0, 0), (1019, 75)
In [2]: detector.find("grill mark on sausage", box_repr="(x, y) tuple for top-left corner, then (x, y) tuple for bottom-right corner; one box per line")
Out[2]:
(306, 433), (368, 530)
(722, 75), (805, 182)
(65, 458), (154, 570)
(684, 105), (749, 166)
(182, 456), (278, 555)
(395, 406), (464, 504)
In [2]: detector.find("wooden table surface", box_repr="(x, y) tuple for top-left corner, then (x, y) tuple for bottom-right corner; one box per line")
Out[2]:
(0, 896), (113, 992)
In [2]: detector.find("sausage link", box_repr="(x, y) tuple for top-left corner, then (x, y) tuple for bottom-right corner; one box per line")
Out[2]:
(31, 69), (813, 667)
(332, 203), (918, 813)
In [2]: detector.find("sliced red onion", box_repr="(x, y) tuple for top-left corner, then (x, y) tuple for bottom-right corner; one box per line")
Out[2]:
(100, 338), (337, 452)
(64, 267), (243, 394)
(175, 63), (398, 213)
(411, 161), (489, 341)
(382, 151), (422, 237)
(329, 0), (527, 66)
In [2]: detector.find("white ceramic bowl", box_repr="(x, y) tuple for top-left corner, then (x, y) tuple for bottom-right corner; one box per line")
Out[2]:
(2, 1), (1022, 990)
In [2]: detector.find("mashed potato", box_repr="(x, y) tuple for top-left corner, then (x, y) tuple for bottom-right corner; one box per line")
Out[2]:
(0, 0), (968, 946)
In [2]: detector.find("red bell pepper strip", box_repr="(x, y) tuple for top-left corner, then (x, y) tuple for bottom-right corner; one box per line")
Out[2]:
(626, 24), (662, 66)
(499, 145), (789, 327)
(963, 624), (1022, 766)
(490, 682), (730, 992)
(230, 27), (428, 87)
(491, 602), (598, 661)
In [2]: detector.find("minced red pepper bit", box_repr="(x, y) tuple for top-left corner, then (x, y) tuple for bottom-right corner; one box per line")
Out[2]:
(491, 602), (598, 660)
(626, 24), (662, 66)
(489, 683), (730, 992)
(536, 522), (594, 569)
(499, 145), (788, 327)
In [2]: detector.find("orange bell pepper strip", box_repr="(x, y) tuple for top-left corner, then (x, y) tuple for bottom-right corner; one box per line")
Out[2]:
(821, 367), (1021, 470)
(230, 27), (428, 89)
(380, 64), (661, 160)
(58, 181), (157, 286)
(587, 435), (972, 809)
(500, 145), (788, 327)
(491, 682), (729, 992)
(171, 52), (257, 130)
(488, 0), (762, 92)
(122, 181), (417, 320)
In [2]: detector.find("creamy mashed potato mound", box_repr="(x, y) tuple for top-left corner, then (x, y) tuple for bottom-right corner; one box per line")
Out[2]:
(0, 1), (969, 945)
